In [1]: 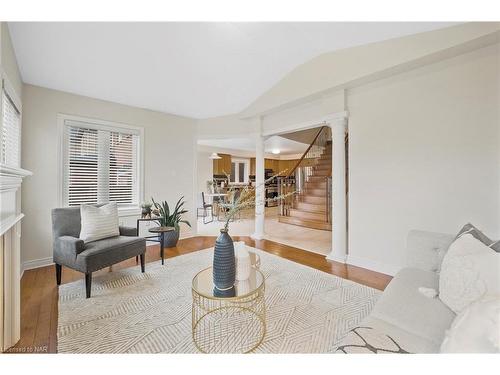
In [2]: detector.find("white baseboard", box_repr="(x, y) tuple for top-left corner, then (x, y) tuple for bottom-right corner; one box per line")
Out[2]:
(346, 254), (400, 277)
(21, 256), (54, 277)
(325, 252), (347, 263)
(250, 232), (265, 240)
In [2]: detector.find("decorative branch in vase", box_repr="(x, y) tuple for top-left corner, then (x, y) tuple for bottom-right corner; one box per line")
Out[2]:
(212, 171), (295, 293)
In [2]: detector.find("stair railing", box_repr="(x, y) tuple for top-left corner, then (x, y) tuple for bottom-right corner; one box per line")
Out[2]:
(278, 126), (331, 218)
(326, 176), (332, 223)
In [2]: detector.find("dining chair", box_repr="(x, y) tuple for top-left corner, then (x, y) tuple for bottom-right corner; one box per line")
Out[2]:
(197, 192), (213, 224)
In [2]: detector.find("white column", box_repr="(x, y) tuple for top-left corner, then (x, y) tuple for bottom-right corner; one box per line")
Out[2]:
(326, 118), (348, 263)
(251, 131), (266, 240)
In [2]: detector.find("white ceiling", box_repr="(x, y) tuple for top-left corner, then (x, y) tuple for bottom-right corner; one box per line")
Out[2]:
(198, 135), (309, 155)
(9, 22), (456, 119)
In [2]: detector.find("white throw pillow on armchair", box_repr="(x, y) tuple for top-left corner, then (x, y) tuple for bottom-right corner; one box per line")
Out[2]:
(439, 234), (500, 314)
(80, 202), (120, 243)
(440, 296), (500, 353)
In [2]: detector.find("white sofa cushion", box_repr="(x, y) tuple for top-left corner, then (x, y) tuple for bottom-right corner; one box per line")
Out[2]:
(440, 297), (500, 353)
(439, 234), (500, 314)
(79, 202), (120, 243)
(370, 267), (455, 346)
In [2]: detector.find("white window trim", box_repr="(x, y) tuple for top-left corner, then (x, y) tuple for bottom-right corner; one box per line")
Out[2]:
(57, 113), (144, 216)
(230, 158), (250, 184)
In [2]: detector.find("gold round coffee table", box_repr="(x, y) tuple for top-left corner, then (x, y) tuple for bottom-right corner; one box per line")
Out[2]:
(191, 266), (266, 353)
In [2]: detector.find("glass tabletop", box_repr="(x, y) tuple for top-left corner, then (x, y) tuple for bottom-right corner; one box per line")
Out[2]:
(192, 267), (264, 299)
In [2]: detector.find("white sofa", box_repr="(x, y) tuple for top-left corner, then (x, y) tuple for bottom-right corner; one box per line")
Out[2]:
(338, 230), (458, 353)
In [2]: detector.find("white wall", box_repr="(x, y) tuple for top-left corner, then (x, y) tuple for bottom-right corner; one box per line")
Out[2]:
(196, 150), (213, 194)
(347, 43), (500, 274)
(21, 85), (198, 267)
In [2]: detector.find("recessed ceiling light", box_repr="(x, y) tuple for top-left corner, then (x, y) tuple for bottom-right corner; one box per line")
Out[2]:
(271, 149), (280, 154)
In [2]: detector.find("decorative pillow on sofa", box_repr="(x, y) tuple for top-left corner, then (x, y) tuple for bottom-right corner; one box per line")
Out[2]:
(79, 202), (120, 243)
(455, 223), (500, 252)
(440, 296), (500, 353)
(439, 234), (500, 314)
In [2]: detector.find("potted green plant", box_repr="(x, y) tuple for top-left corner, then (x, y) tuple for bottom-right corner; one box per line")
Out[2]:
(151, 196), (191, 247)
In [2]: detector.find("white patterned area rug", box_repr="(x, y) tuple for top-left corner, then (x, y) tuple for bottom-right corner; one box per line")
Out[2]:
(57, 247), (380, 353)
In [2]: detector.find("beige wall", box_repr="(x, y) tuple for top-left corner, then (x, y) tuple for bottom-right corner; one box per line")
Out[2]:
(197, 114), (259, 140)
(21, 85), (198, 265)
(347, 43), (500, 273)
(1, 23), (22, 100)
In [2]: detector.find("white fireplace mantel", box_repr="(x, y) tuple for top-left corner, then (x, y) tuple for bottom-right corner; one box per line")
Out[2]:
(1, 163), (32, 352)
(0, 164), (32, 188)
(1, 164), (31, 235)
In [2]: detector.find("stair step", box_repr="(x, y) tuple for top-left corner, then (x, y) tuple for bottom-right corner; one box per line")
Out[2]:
(314, 169), (331, 175)
(308, 175), (328, 182)
(296, 202), (327, 213)
(278, 215), (332, 231)
(289, 208), (327, 221)
(312, 171), (331, 177)
(305, 188), (327, 196)
(302, 195), (327, 204)
(313, 166), (331, 173)
(315, 162), (331, 168)
(306, 181), (327, 189)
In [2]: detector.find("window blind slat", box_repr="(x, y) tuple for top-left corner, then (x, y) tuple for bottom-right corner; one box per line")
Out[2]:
(1, 89), (21, 167)
(64, 122), (139, 207)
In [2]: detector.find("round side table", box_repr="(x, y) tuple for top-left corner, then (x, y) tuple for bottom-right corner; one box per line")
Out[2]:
(148, 226), (175, 265)
(191, 266), (266, 353)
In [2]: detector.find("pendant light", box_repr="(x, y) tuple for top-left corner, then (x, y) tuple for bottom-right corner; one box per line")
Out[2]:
(209, 152), (222, 159)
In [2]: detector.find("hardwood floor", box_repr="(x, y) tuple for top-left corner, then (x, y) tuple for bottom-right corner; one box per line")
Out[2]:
(7, 236), (392, 353)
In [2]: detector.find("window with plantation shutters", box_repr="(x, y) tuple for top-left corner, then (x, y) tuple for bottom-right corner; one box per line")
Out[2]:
(1, 86), (21, 167)
(62, 118), (141, 209)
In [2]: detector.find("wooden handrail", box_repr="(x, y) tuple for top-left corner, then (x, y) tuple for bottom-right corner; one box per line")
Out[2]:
(286, 125), (328, 177)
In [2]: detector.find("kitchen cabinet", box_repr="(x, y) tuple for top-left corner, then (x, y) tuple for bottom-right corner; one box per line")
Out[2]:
(226, 156), (301, 177)
(264, 158), (280, 173)
(277, 159), (299, 175)
(213, 153), (231, 175)
(264, 158), (273, 170)
(261, 158), (302, 175)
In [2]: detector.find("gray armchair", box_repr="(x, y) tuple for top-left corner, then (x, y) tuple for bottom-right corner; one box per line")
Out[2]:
(51, 206), (146, 298)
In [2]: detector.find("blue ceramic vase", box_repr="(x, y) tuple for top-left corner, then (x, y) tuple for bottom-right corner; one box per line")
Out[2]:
(213, 229), (236, 291)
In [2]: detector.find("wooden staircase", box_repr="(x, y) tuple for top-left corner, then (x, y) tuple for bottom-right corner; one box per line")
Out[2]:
(278, 141), (332, 231)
